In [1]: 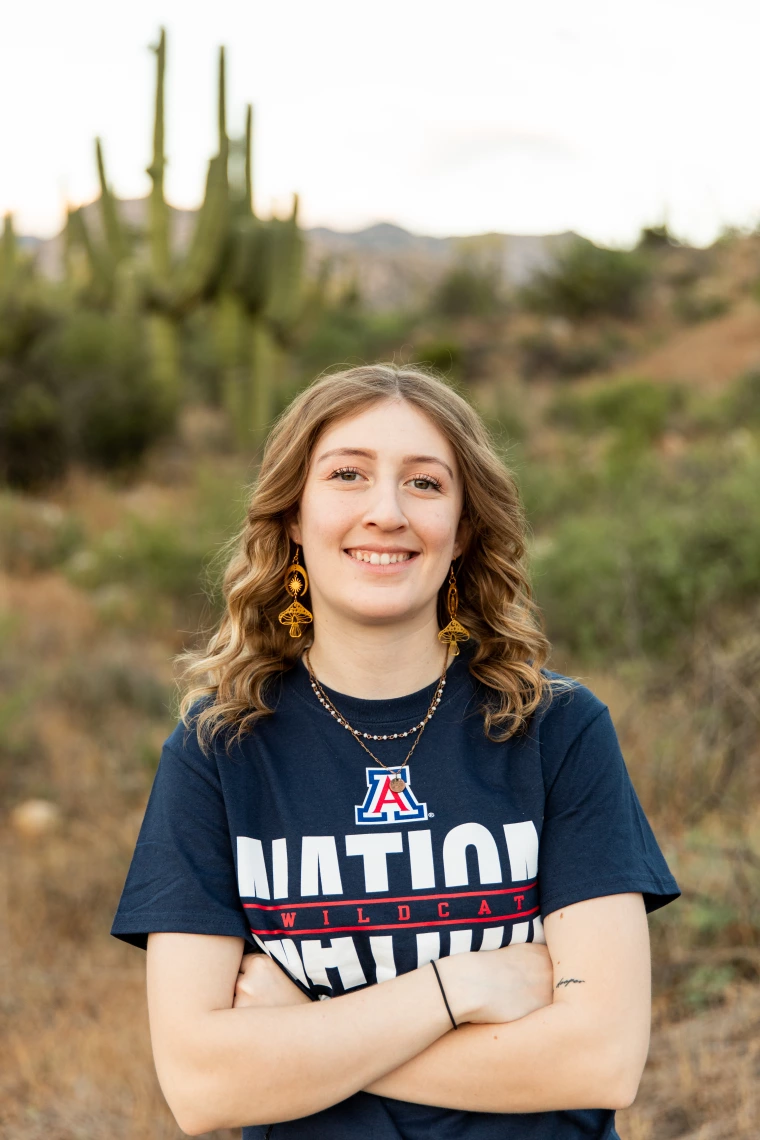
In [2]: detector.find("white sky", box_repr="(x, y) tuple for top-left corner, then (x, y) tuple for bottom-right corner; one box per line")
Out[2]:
(3, 0), (760, 246)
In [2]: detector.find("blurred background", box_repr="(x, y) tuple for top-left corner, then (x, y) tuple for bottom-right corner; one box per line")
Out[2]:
(1, 2), (759, 1137)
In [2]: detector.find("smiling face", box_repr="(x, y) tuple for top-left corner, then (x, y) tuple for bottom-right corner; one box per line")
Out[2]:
(287, 398), (470, 632)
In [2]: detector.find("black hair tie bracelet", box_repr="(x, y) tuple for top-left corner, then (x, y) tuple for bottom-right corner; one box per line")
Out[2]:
(431, 959), (458, 1030)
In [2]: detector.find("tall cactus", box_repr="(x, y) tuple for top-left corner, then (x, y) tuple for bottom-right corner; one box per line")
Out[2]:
(172, 45), (230, 311)
(65, 203), (113, 305)
(147, 28), (170, 284)
(60, 27), (304, 454)
(0, 213), (17, 297)
(145, 26), (179, 414)
(95, 137), (129, 267)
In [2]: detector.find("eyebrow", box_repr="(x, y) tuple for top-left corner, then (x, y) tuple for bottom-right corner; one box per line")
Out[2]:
(316, 447), (455, 481)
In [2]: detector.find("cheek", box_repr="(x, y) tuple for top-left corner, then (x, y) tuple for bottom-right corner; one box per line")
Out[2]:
(305, 486), (367, 530)
(415, 504), (460, 543)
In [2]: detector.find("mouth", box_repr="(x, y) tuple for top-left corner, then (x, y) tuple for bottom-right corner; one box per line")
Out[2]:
(343, 547), (420, 569)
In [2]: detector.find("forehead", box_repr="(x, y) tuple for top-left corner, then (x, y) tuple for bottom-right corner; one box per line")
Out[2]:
(313, 399), (458, 469)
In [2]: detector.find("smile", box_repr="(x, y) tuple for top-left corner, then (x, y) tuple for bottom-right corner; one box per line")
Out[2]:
(344, 549), (419, 566)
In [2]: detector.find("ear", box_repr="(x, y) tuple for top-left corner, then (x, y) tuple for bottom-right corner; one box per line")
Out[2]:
(453, 513), (472, 560)
(285, 515), (302, 547)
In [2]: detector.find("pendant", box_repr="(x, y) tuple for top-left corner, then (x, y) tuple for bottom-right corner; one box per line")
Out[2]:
(390, 776), (406, 792)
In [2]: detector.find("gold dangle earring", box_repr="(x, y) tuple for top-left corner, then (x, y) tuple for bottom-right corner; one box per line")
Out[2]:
(277, 545), (313, 638)
(437, 561), (470, 656)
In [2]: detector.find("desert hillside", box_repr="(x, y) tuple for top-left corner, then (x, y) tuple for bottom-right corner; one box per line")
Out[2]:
(2, 212), (759, 1137)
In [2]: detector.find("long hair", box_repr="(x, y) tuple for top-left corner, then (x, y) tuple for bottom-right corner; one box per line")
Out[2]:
(178, 363), (556, 752)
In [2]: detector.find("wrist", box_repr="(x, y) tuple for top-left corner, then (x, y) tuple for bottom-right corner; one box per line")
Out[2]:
(433, 954), (481, 1026)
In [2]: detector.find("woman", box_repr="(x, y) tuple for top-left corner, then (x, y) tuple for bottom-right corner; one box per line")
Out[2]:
(111, 363), (679, 1139)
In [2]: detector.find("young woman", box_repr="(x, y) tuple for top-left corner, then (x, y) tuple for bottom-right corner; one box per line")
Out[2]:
(111, 363), (679, 1139)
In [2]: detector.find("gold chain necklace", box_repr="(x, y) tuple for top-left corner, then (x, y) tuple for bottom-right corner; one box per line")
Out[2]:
(303, 646), (450, 792)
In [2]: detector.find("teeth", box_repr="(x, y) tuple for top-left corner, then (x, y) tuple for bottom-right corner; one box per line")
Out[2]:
(347, 549), (413, 563)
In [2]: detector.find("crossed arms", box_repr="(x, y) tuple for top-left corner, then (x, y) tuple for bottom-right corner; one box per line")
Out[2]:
(145, 892), (651, 1134)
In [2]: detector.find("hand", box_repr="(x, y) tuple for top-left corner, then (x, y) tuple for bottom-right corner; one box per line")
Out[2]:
(441, 942), (554, 1025)
(233, 950), (314, 1010)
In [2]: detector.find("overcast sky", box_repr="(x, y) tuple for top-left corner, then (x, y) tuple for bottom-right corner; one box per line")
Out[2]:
(3, 0), (760, 246)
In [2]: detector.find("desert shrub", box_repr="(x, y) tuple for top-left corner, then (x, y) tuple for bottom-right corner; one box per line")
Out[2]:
(548, 377), (684, 443)
(0, 494), (83, 573)
(474, 386), (527, 450)
(516, 328), (623, 380)
(724, 369), (760, 428)
(636, 223), (682, 250)
(67, 515), (213, 603)
(683, 370), (760, 435)
(515, 458), (600, 527)
(65, 465), (246, 621)
(0, 365), (68, 489)
(296, 306), (418, 381)
(532, 454), (760, 659)
(413, 340), (463, 377)
(672, 290), (731, 324)
(55, 649), (171, 722)
(518, 238), (651, 320)
(0, 308), (179, 489)
(430, 259), (504, 318)
(31, 310), (176, 471)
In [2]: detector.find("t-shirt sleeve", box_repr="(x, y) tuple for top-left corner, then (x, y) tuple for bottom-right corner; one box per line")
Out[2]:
(538, 703), (680, 920)
(110, 719), (253, 951)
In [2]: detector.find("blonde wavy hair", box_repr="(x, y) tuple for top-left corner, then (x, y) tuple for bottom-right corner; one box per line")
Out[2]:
(178, 363), (558, 753)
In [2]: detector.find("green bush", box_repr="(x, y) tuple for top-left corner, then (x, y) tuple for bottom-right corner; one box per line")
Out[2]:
(683, 370), (760, 435)
(413, 340), (463, 378)
(516, 329), (623, 380)
(519, 238), (651, 320)
(475, 388), (526, 449)
(0, 365), (68, 489)
(297, 307), (418, 382)
(0, 308), (180, 489)
(548, 377), (684, 443)
(532, 454), (760, 658)
(515, 457), (600, 528)
(430, 260), (504, 318)
(0, 493), (83, 573)
(636, 223), (682, 250)
(724, 370), (760, 428)
(672, 290), (731, 324)
(32, 310), (176, 470)
(65, 464), (247, 620)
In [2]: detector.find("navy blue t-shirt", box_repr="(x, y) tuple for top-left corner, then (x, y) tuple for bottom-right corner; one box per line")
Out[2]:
(111, 641), (679, 1139)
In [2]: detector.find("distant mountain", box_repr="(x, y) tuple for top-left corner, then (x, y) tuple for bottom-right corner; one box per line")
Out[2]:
(19, 198), (580, 309)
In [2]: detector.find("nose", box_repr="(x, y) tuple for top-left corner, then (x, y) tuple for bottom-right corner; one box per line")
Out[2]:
(360, 475), (409, 531)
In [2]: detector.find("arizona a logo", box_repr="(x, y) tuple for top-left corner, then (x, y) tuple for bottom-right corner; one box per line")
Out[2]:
(355, 766), (428, 825)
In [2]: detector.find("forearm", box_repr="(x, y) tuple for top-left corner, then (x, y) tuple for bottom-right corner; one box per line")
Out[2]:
(163, 959), (471, 1133)
(363, 1000), (633, 1113)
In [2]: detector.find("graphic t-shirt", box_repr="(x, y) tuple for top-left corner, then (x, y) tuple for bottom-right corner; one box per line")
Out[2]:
(111, 641), (680, 1140)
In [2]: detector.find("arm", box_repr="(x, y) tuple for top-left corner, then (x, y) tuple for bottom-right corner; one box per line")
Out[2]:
(145, 930), (479, 1135)
(363, 892), (651, 1112)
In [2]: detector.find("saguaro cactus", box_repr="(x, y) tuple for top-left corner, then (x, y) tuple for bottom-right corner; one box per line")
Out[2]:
(144, 26), (180, 413)
(0, 213), (17, 297)
(61, 27), (304, 452)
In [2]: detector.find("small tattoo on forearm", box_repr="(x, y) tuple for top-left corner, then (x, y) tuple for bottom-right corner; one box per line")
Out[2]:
(556, 977), (585, 988)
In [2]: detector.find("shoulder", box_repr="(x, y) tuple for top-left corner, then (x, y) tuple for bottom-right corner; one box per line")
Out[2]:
(162, 695), (226, 779)
(530, 669), (613, 756)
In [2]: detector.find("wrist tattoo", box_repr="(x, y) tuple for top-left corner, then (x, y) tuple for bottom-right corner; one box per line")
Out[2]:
(556, 977), (585, 988)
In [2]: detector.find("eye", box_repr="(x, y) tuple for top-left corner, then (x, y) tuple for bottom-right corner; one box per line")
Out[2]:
(407, 474), (443, 492)
(330, 466), (363, 482)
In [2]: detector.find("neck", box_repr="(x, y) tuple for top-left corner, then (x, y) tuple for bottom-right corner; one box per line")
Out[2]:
(303, 616), (451, 699)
